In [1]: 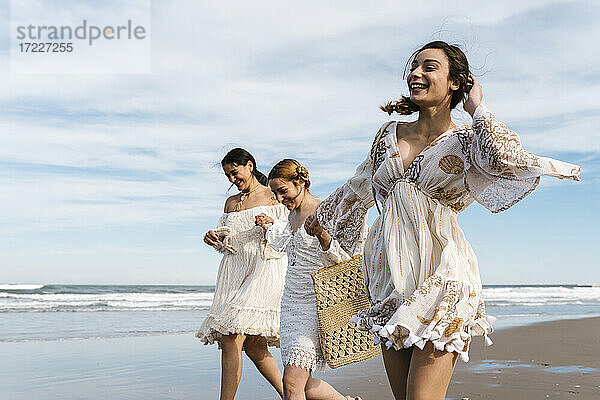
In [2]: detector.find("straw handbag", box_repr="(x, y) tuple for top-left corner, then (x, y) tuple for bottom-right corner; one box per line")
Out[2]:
(311, 254), (381, 368)
(310, 122), (393, 368)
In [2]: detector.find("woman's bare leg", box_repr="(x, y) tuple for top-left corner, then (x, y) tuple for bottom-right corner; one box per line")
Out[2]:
(219, 334), (246, 400)
(304, 375), (346, 400)
(243, 335), (284, 398)
(406, 341), (459, 400)
(283, 364), (346, 400)
(283, 364), (310, 400)
(381, 345), (412, 400)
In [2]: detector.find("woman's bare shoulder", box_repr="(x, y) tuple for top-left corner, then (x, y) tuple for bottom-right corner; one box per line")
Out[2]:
(223, 194), (240, 213)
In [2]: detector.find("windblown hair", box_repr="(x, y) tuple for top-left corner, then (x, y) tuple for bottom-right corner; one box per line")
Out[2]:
(380, 40), (472, 116)
(221, 148), (268, 185)
(268, 159), (311, 190)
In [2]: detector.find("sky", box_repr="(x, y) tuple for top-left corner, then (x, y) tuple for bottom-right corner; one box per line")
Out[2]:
(1, 0), (598, 285)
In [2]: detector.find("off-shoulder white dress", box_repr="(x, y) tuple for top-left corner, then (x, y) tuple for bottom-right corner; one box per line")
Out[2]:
(267, 221), (350, 371)
(316, 104), (581, 362)
(196, 204), (289, 347)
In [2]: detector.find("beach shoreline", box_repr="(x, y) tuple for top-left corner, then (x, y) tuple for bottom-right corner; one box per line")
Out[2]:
(325, 316), (600, 400)
(2, 317), (599, 399)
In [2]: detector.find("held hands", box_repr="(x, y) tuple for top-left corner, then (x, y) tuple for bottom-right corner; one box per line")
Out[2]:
(203, 229), (222, 247)
(304, 214), (323, 237)
(463, 74), (483, 117)
(305, 213), (332, 251)
(255, 213), (274, 230)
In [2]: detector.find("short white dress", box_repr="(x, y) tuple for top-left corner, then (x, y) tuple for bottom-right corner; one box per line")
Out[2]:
(266, 222), (350, 371)
(196, 204), (289, 347)
(316, 103), (581, 362)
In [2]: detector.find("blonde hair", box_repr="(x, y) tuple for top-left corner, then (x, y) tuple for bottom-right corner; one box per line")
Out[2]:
(268, 159), (311, 189)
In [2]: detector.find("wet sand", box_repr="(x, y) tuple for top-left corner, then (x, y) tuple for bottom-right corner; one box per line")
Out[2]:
(326, 317), (600, 400)
(1, 317), (599, 399)
(448, 316), (600, 400)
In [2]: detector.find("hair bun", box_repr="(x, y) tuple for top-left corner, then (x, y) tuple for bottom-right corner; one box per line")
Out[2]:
(296, 165), (309, 181)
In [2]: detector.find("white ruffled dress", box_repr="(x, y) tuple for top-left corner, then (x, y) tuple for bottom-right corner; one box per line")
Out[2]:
(266, 222), (350, 371)
(196, 204), (289, 347)
(316, 104), (581, 362)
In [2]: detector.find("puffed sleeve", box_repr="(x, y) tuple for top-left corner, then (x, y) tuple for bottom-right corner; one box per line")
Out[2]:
(265, 220), (292, 253)
(260, 205), (290, 260)
(462, 103), (581, 213)
(315, 155), (374, 255)
(318, 238), (351, 267)
(270, 203), (290, 222)
(316, 121), (395, 254)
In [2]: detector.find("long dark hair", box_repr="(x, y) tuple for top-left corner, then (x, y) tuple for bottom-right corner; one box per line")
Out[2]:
(221, 148), (268, 185)
(381, 41), (472, 115)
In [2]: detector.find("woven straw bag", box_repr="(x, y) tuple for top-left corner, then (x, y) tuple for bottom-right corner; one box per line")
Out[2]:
(311, 254), (381, 368)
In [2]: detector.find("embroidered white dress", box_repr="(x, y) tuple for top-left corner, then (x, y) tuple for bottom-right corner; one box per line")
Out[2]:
(316, 103), (581, 362)
(266, 222), (350, 371)
(196, 204), (288, 347)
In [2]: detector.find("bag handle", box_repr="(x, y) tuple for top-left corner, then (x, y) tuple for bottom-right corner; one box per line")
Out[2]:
(371, 121), (395, 214)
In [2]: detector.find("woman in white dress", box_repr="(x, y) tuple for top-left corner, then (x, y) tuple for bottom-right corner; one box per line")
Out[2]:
(255, 159), (360, 400)
(198, 148), (288, 400)
(310, 41), (581, 399)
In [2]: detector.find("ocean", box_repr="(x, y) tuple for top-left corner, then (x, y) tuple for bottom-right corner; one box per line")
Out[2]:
(1, 283), (600, 343)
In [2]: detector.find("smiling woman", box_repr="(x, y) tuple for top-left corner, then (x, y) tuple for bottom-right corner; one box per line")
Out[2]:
(256, 159), (361, 400)
(197, 148), (289, 400)
(380, 41), (471, 116)
(312, 40), (581, 400)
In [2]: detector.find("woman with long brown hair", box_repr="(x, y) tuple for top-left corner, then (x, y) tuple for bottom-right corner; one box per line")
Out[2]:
(198, 148), (288, 400)
(307, 41), (581, 399)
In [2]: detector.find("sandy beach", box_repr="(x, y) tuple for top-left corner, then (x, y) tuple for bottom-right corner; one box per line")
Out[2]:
(448, 316), (600, 399)
(2, 317), (599, 399)
(326, 317), (600, 400)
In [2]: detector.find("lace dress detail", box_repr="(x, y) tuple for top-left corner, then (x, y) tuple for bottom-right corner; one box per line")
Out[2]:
(318, 103), (581, 362)
(196, 204), (288, 347)
(266, 221), (350, 371)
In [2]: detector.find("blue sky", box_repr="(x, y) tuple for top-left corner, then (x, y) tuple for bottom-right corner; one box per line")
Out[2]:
(1, 0), (598, 285)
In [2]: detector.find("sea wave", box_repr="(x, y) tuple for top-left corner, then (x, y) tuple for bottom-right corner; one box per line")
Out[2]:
(0, 284), (45, 290)
(1, 284), (599, 342)
(0, 291), (215, 313)
(2, 284), (599, 314)
(482, 286), (600, 307)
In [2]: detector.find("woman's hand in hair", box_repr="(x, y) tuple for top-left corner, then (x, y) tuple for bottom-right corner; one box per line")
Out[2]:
(255, 213), (274, 230)
(463, 74), (483, 117)
(203, 229), (221, 247)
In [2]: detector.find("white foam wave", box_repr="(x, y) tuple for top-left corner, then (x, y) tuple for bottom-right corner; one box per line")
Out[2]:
(482, 286), (600, 306)
(3, 285), (597, 313)
(0, 284), (44, 290)
(0, 291), (214, 312)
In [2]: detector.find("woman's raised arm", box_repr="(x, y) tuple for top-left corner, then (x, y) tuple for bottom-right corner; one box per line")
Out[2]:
(460, 77), (581, 212)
